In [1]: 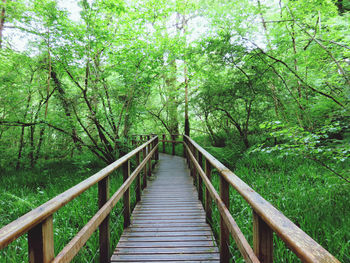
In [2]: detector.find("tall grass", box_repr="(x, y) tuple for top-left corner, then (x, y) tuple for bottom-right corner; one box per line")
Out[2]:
(0, 157), (139, 262)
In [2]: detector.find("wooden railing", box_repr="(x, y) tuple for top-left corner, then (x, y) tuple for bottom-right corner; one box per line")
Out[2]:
(0, 135), (159, 263)
(180, 135), (340, 263)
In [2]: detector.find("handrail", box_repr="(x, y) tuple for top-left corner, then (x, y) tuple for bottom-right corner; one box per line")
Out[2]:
(0, 135), (159, 263)
(184, 143), (259, 263)
(182, 135), (340, 263)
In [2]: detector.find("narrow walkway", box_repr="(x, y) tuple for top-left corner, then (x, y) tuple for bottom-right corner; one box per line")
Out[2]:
(111, 153), (219, 262)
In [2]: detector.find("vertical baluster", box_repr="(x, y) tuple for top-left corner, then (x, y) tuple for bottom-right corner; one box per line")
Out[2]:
(142, 147), (147, 189)
(28, 216), (54, 263)
(253, 211), (273, 263)
(197, 151), (203, 203)
(123, 160), (130, 228)
(183, 135), (186, 158)
(205, 159), (212, 223)
(192, 144), (197, 185)
(147, 138), (151, 177)
(98, 176), (110, 263)
(172, 134), (175, 155)
(162, 134), (166, 153)
(220, 176), (230, 263)
(136, 151), (141, 202)
(155, 136), (159, 161)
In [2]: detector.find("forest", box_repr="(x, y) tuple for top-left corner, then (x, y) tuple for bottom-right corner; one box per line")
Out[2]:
(0, 0), (349, 262)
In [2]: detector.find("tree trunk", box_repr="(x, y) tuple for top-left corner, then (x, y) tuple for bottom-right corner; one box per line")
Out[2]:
(33, 126), (45, 166)
(51, 70), (81, 150)
(16, 92), (32, 170)
(166, 60), (179, 135)
(184, 64), (190, 136)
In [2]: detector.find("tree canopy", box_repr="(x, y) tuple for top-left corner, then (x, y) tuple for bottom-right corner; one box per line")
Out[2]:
(2, 0), (348, 173)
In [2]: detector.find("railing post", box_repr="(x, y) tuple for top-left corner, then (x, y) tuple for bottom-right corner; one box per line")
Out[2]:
(142, 147), (147, 189)
(183, 135), (186, 157)
(205, 159), (212, 224)
(136, 151), (141, 202)
(197, 150), (203, 203)
(162, 134), (166, 153)
(98, 176), (110, 263)
(147, 140), (152, 177)
(192, 144), (197, 185)
(172, 134), (175, 155)
(253, 211), (273, 263)
(123, 160), (130, 228)
(155, 136), (159, 161)
(28, 216), (54, 263)
(220, 176), (230, 263)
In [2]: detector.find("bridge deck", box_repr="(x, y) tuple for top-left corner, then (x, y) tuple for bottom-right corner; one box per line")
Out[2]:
(111, 153), (219, 262)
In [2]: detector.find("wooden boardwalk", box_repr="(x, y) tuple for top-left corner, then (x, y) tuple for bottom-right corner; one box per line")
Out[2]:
(111, 153), (219, 262)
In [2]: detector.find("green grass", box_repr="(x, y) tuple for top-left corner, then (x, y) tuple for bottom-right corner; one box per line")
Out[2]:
(199, 149), (349, 262)
(0, 157), (140, 262)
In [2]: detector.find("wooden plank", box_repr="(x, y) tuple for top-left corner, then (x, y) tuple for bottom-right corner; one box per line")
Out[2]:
(119, 236), (214, 242)
(114, 247), (219, 254)
(116, 241), (217, 248)
(123, 226), (211, 232)
(132, 212), (205, 216)
(111, 253), (220, 261)
(131, 223), (210, 227)
(122, 231), (213, 237)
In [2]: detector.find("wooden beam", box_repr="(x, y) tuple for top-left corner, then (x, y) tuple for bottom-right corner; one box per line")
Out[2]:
(253, 211), (273, 263)
(205, 159), (212, 224)
(123, 160), (130, 228)
(98, 177), (110, 263)
(28, 216), (54, 263)
(172, 135), (176, 155)
(136, 152), (141, 202)
(220, 176), (230, 263)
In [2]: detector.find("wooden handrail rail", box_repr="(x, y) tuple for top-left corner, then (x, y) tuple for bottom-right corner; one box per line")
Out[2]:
(184, 143), (259, 263)
(0, 135), (158, 263)
(52, 145), (158, 262)
(183, 135), (340, 263)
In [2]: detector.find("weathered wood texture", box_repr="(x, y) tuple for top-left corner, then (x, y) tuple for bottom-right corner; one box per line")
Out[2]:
(111, 154), (219, 262)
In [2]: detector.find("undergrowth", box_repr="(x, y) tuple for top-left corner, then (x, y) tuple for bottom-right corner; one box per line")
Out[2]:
(193, 138), (350, 263)
(0, 156), (139, 262)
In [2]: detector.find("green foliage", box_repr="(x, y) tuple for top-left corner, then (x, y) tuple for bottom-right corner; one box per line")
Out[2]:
(0, 0), (349, 261)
